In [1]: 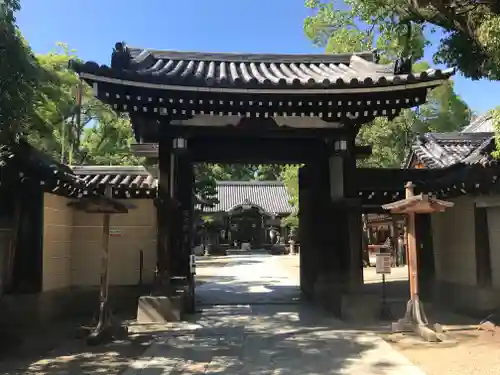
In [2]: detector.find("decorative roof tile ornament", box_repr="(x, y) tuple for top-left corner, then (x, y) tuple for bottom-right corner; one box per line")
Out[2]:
(111, 42), (132, 71)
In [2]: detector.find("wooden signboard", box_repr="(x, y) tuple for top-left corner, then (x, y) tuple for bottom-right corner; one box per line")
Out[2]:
(190, 254), (196, 274)
(376, 253), (392, 274)
(109, 229), (122, 237)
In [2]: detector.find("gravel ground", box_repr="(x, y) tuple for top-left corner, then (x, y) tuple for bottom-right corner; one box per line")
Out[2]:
(0, 255), (243, 374)
(3, 254), (499, 375)
(276, 255), (500, 375)
(0, 320), (161, 375)
(385, 329), (500, 375)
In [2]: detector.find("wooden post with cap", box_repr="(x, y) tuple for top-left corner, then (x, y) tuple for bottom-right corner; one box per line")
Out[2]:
(405, 182), (418, 303)
(382, 181), (455, 342)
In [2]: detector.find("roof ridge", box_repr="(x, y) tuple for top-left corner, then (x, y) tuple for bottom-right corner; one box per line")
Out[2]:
(216, 180), (284, 185)
(127, 47), (375, 64)
(461, 113), (494, 133)
(71, 165), (150, 174)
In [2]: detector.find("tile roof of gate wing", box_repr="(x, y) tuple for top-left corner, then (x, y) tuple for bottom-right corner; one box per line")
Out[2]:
(70, 45), (455, 92)
(1, 138), (84, 192)
(408, 132), (496, 169)
(204, 181), (294, 214)
(71, 166), (158, 190)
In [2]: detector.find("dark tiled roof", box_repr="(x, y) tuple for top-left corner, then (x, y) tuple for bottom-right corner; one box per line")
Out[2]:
(409, 132), (495, 168)
(206, 180), (293, 215)
(366, 214), (392, 224)
(70, 44), (454, 92)
(354, 167), (452, 206)
(69, 167), (294, 211)
(72, 165), (157, 191)
(0, 138), (82, 193)
(461, 114), (494, 133)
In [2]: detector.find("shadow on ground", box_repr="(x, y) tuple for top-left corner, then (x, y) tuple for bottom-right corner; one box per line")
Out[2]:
(0, 316), (157, 375)
(124, 304), (403, 374)
(0, 304), (405, 375)
(196, 258), (264, 268)
(195, 274), (301, 306)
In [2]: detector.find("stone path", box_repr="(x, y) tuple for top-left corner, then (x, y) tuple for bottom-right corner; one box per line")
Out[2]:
(196, 253), (301, 306)
(121, 253), (427, 374)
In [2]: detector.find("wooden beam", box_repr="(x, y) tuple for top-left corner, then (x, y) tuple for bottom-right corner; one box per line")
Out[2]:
(474, 206), (492, 287)
(186, 137), (326, 163)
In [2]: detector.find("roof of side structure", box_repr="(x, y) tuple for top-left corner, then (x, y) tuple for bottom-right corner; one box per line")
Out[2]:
(461, 114), (494, 133)
(407, 132), (495, 169)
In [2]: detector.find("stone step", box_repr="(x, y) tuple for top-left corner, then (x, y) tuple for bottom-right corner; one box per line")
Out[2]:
(136, 295), (182, 323)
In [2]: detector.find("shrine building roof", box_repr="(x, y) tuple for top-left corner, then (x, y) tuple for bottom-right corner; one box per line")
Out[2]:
(205, 180), (294, 215)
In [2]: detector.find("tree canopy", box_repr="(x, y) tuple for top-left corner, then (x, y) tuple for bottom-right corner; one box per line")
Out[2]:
(304, 3), (472, 168)
(1, 0), (46, 138)
(1, 0), (480, 226)
(305, 0), (500, 80)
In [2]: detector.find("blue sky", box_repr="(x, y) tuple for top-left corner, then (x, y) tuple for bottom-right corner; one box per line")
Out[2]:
(17, 0), (500, 114)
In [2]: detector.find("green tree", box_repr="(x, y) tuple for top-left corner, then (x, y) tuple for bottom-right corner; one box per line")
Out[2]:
(194, 163), (219, 207)
(27, 44), (86, 162)
(209, 164), (256, 181)
(81, 114), (142, 165)
(357, 64), (472, 168)
(280, 164), (300, 229)
(305, 0), (500, 80)
(357, 111), (416, 168)
(412, 61), (472, 134)
(304, 4), (472, 168)
(255, 165), (284, 180)
(23, 43), (141, 166)
(0, 0), (46, 138)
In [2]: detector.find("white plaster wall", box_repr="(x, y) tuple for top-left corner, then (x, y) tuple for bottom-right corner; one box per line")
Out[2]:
(486, 207), (500, 288)
(431, 196), (476, 286)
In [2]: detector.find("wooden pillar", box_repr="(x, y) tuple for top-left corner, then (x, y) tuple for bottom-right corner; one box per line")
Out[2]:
(309, 156), (345, 313)
(298, 165), (315, 298)
(415, 213), (435, 301)
(176, 155), (193, 278)
(298, 166), (309, 295)
(346, 200), (363, 288)
(474, 206), (492, 287)
(156, 133), (173, 292)
(328, 150), (363, 292)
(169, 143), (193, 280)
(342, 143), (363, 289)
(391, 216), (399, 266)
(406, 184), (419, 300)
(11, 183), (44, 294)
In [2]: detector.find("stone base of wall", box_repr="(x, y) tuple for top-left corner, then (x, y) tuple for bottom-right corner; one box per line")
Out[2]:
(433, 280), (500, 317)
(0, 285), (151, 335)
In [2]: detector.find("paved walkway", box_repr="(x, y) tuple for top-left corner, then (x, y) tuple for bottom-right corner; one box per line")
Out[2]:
(122, 253), (426, 374)
(196, 253), (301, 306)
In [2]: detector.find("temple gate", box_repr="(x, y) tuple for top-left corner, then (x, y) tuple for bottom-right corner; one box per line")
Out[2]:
(71, 43), (453, 316)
